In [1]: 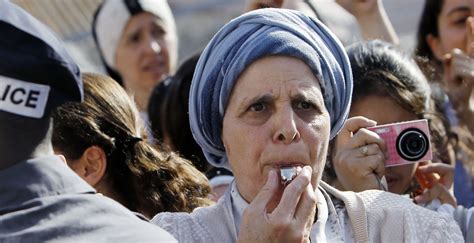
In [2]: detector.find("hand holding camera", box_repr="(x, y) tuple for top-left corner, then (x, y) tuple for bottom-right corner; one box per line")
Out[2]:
(332, 117), (434, 194)
(332, 116), (388, 192)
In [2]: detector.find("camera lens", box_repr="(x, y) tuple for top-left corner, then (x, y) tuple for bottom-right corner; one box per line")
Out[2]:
(396, 128), (429, 161)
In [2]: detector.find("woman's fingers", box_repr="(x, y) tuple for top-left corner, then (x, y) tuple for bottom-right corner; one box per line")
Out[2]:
(293, 182), (317, 234)
(352, 143), (384, 158)
(334, 153), (385, 192)
(335, 116), (377, 150)
(271, 166), (312, 221)
(417, 163), (454, 188)
(450, 49), (474, 82)
(249, 168), (281, 213)
(347, 128), (387, 156)
(414, 183), (457, 207)
(442, 49), (473, 114)
(332, 118), (387, 192)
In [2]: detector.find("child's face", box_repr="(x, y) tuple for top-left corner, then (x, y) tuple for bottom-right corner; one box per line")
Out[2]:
(350, 95), (419, 194)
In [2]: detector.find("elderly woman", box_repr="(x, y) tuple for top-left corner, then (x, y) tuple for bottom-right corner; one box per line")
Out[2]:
(152, 9), (462, 242)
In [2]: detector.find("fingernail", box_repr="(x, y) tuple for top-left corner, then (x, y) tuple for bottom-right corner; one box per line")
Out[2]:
(368, 119), (377, 126)
(298, 166), (307, 177)
(267, 169), (276, 181)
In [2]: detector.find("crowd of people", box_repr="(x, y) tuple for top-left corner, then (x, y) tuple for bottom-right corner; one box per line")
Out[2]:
(0, 0), (473, 242)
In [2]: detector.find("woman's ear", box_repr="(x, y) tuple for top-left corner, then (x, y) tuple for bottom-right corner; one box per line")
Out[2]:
(78, 146), (108, 187)
(426, 34), (445, 60)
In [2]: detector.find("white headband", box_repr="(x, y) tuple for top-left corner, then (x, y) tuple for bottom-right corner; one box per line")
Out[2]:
(94, 0), (176, 69)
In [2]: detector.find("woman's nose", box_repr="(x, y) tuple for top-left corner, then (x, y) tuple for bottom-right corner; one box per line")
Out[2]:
(144, 38), (161, 54)
(272, 108), (300, 144)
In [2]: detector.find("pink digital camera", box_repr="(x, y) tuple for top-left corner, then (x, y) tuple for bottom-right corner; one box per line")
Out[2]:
(367, 119), (432, 167)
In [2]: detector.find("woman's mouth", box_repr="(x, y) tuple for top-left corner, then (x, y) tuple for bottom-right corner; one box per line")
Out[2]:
(143, 63), (163, 73)
(385, 176), (399, 187)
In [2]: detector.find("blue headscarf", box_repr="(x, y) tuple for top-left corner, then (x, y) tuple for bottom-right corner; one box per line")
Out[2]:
(189, 8), (352, 170)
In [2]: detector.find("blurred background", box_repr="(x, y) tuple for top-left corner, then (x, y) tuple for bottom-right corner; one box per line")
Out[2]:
(12, 0), (424, 73)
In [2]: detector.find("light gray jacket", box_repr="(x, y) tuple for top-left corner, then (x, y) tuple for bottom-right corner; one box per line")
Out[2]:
(153, 181), (463, 243)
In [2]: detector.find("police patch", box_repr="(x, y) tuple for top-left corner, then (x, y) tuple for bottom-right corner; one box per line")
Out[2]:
(0, 76), (50, 118)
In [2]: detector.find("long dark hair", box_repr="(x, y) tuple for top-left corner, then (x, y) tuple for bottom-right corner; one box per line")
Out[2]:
(53, 73), (212, 218)
(416, 0), (444, 62)
(415, 0), (444, 82)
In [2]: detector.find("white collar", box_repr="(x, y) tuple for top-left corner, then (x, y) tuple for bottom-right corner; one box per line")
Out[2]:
(230, 181), (248, 234)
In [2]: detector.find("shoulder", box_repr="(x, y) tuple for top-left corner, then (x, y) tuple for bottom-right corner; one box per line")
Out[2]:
(356, 190), (463, 242)
(0, 194), (177, 242)
(320, 182), (463, 242)
(76, 195), (178, 241)
(151, 197), (236, 243)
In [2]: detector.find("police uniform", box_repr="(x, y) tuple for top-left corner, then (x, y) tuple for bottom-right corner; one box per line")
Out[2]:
(0, 155), (176, 242)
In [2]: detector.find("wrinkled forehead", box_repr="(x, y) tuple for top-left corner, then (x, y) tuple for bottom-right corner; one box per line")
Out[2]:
(226, 55), (324, 110)
(232, 55), (322, 92)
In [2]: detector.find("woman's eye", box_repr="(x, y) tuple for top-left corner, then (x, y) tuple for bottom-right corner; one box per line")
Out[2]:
(455, 17), (467, 25)
(152, 27), (166, 37)
(128, 33), (141, 44)
(249, 103), (265, 112)
(296, 101), (314, 110)
(452, 15), (469, 26)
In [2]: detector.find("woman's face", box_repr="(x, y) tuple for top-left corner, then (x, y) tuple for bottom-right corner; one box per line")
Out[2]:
(115, 12), (177, 94)
(222, 56), (330, 202)
(428, 0), (474, 60)
(350, 95), (419, 194)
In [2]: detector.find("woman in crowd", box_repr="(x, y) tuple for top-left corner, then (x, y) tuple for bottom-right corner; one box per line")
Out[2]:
(148, 52), (233, 200)
(151, 8), (462, 242)
(416, 0), (474, 207)
(326, 40), (473, 240)
(326, 40), (454, 200)
(92, 0), (178, 114)
(52, 73), (212, 219)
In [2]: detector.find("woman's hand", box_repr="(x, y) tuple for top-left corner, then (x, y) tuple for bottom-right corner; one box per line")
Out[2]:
(414, 163), (457, 207)
(335, 0), (399, 44)
(332, 116), (387, 192)
(443, 17), (474, 133)
(335, 0), (380, 17)
(244, 0), (283, 11)
(237, 166), (316, 243)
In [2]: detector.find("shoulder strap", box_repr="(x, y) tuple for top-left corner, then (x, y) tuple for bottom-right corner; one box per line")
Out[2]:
(319, 181), (369, 243)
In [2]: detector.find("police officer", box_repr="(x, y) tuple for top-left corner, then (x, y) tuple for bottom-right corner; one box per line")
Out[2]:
(0, 1), (176, 241)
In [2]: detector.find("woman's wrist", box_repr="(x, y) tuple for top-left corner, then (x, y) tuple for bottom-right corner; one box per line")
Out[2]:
(353, 5), (399, 44)
(351, 3), (382, 21)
